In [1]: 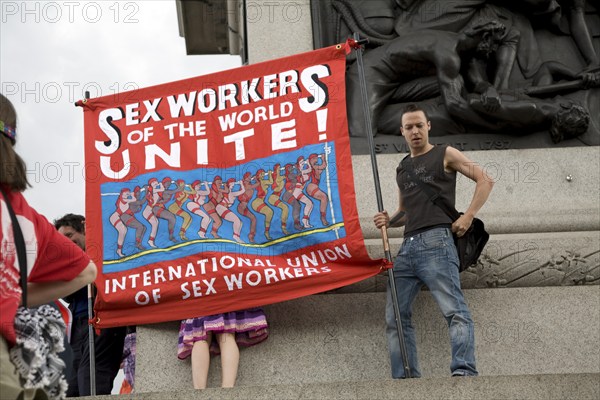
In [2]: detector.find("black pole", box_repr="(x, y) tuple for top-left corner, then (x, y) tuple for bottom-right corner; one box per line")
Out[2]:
(87, 284), (96, 395)
(352, 33), (412, 378)
(84, 89), (97, 396)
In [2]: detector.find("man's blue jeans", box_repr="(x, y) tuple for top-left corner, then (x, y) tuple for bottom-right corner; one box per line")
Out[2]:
(385, 227), (477, 378)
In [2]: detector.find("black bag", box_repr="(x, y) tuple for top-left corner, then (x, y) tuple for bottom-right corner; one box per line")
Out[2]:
(402, 157), (489, 272)
(453, 215), (489, 272)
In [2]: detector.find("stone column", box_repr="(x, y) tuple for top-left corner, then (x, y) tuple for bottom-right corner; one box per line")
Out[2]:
(245, 0), (313, 63)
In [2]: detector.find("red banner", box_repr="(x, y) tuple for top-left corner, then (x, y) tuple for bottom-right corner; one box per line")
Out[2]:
(81, 43), (388, 328)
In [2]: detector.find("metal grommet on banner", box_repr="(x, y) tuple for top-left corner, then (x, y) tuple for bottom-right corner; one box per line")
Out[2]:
(335, 44), (342, 50)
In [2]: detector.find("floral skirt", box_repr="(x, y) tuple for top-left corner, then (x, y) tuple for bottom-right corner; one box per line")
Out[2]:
(177, 308), (268, 359)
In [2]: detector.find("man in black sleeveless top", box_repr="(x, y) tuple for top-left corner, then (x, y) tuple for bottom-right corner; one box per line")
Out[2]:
(373, 104), (494, 378)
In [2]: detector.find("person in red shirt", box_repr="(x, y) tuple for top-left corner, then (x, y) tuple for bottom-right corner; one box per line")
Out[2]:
(0, 93), (97, 399)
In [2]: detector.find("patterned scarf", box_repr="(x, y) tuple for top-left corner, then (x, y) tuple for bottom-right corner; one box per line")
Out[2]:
(9, 305), (68, 400)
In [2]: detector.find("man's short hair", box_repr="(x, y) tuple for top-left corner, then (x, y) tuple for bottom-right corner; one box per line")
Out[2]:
(54, 213), (85, 234)
(401, 103), (429, 122)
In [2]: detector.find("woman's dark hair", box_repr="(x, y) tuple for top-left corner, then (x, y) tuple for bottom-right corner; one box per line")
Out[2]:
(0, 93), (29, 191)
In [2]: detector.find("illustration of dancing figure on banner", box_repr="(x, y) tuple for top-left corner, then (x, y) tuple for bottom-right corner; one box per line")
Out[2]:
(186, 180), (212, 239)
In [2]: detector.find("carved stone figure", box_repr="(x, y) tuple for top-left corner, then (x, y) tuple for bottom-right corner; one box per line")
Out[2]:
(377, 69), (598, 142)
(346, 20), (508, 137)
(311, 0), (600, 152)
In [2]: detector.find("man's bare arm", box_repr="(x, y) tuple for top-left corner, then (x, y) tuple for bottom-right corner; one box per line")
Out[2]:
(373, 187), (406, 229)
(445, 147), (494, 236)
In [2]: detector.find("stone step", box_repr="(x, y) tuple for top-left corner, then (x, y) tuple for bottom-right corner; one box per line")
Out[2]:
(135, 286), (599, 393)
(88, 373), (600, 399)
(333, 230), (600, 293)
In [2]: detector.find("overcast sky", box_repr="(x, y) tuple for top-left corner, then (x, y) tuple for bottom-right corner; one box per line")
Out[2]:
(1, 0), (241, 221)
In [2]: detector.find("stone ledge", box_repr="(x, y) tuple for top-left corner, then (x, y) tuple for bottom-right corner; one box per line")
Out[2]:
(352, 147), (600, 237)
(135, 286), (599, 392)
(336, 231), (600, 294)
(86, 373), (600, 400)
(359, 209), (600, 239)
